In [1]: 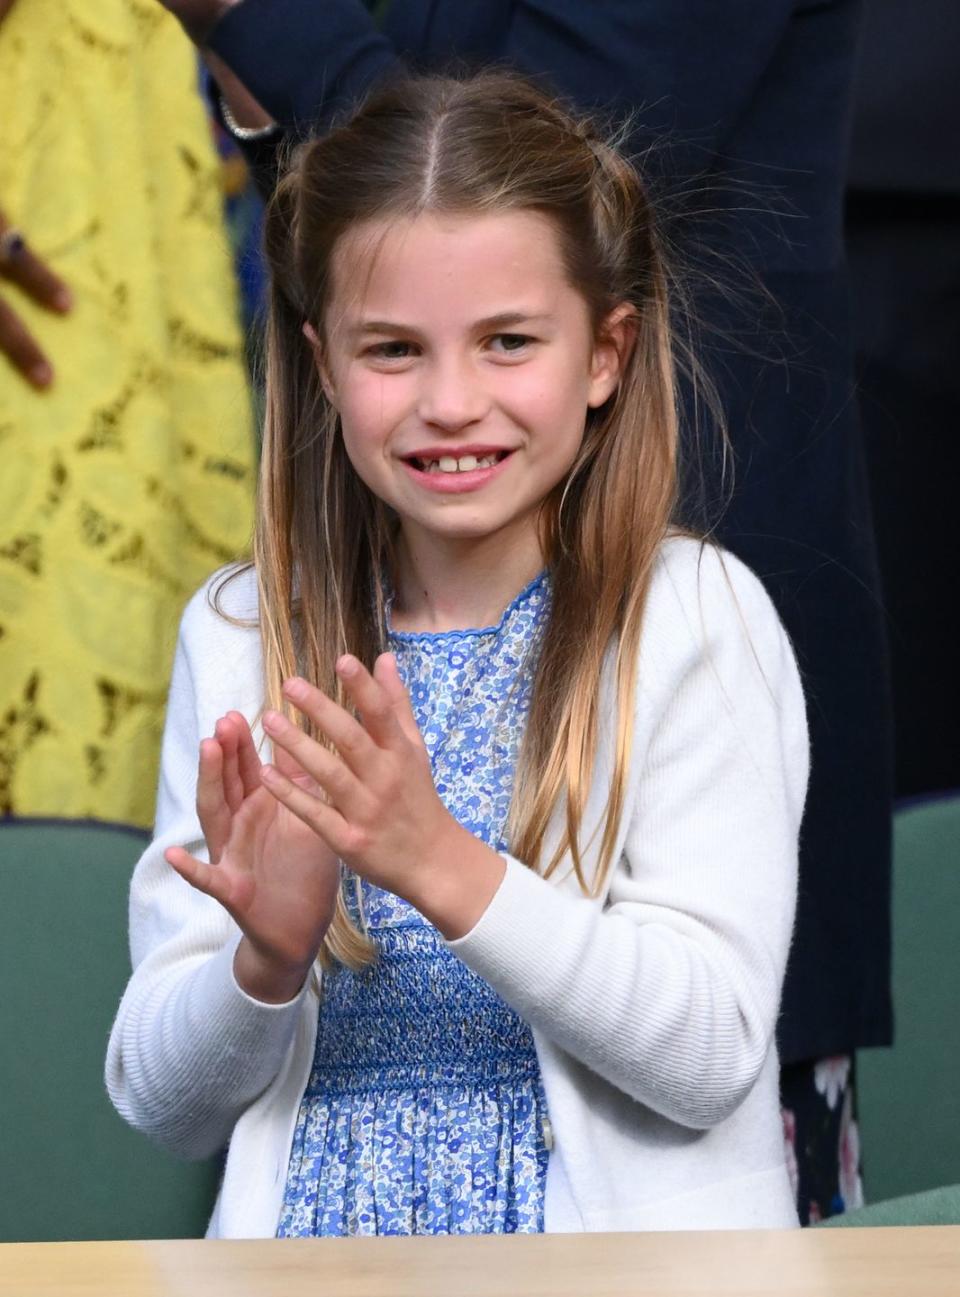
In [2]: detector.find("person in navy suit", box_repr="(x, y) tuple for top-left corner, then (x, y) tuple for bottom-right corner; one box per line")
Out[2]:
(161, 0), (892, 1222)
(847, 0), (960, 800)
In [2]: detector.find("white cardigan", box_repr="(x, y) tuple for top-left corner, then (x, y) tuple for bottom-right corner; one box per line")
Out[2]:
(106, 536), (808, 1236)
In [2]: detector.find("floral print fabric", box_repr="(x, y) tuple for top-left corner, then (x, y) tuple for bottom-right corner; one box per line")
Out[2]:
(277, 575), (551, 1237)
(780, 1054), (864, 1225)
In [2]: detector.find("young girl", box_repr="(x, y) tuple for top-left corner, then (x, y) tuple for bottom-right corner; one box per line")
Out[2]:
(106, 71), (808, 1237)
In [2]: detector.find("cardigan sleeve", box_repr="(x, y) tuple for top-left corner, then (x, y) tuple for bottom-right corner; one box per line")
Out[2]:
(448, 542), (808, 1130)
(104, 577), (308, 1160)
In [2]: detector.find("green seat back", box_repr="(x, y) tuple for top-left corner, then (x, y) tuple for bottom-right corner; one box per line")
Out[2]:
(857, 797), (960, 1201)
(818, 1183), (960, 1228)
(0, 821), (220, 1242)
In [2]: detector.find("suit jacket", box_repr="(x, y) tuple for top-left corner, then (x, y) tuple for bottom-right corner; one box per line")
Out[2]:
(848, 0), (960, 194)
(845, 0), (960, 796)
(209, 0), (893, 1063)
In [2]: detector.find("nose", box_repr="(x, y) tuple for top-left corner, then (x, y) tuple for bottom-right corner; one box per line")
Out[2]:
(416, 352), (489, 432)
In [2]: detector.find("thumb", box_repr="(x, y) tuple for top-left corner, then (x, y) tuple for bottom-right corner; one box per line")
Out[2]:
(374, 652), (424, 750)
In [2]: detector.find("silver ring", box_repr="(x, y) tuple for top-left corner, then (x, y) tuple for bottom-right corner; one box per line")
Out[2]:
(0, 228), (27, 269)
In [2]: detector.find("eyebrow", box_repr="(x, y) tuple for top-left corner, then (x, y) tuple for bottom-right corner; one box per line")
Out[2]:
(349, 311), (552, 337)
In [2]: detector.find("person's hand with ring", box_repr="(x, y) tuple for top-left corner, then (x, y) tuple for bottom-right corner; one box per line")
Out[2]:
(0, 212), (73, 390)
(0, 0), (73, 388)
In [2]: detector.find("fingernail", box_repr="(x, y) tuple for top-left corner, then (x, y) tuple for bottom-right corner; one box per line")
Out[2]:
(337, 654), (358, 676)
(262, 710), (282, 731)
(283, 677), (307, 698)
(53, 288), (72, 312)
(30, 362), (53, 388)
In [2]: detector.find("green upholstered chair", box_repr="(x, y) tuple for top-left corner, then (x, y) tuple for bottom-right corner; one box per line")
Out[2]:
(819, 1183), (960, 1228)
(0, 820), (220, 1242)
(856, 795), (960, 1204)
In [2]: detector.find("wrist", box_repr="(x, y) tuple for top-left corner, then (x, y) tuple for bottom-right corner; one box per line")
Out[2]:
(204, 49), (276, 134)
(409, 819), (506, 941)
(233, 938), (312, 1005)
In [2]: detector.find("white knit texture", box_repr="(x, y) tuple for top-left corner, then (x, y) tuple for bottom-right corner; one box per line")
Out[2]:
(106, 537), (808, 1234)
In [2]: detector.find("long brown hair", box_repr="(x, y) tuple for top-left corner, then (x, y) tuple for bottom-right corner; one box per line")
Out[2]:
(229, 71), (688, 967)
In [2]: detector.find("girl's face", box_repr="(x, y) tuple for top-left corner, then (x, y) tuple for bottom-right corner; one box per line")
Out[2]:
(318, 209), (626, 557)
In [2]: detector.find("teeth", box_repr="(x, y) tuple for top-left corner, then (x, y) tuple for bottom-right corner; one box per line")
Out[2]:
(419, 453), (502, 473)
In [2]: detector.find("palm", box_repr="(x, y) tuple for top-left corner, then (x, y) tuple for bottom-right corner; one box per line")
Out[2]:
(168, 713), (340, 973)
(215, 773), (340, 970)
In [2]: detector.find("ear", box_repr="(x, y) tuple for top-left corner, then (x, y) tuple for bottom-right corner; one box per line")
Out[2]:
(587, 303), (636, 409)
(302, 320), (336, 405)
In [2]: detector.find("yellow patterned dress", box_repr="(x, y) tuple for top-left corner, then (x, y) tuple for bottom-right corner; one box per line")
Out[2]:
(0, 0), (254, 827)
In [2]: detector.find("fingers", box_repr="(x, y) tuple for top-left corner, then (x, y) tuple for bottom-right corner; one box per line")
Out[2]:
(270, 716), (315, 782)
(165, 844), (236, 909)
(282, 657), (403, 760)
(0, 294), (53, 389)
(196, 738), (231, 864)
(0, 210), (71, 389)
(233, 712), (262, 795)
(215, 717), (243, 814)
(336, 655), (407, 748)
(259, 763), (355, 860)
(280, 673), (384, 775)
(373, 652), (425, 750)
(272, 737), (308, 781)
(197, 712), (262, 861)
(0, 211), (72, 312)
(168, 788), (268, 909)
(262, 708), (366, 817)
(1, 245), (71, 316)
(214, 711), (261, 806)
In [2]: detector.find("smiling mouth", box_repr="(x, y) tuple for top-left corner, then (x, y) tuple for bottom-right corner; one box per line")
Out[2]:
(406, 451), (512, 475)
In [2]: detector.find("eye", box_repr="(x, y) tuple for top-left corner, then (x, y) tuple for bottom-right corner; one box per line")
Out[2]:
(489, 333), (533, 356)
(365, 340), (417, 363)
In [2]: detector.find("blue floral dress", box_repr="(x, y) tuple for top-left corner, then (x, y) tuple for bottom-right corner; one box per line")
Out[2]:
(277, 574), (552, 1237)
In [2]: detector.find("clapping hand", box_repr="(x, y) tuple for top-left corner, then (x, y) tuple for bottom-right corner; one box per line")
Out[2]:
(168, 653), (506, 1000)
(259, 653), (505, 939)
(165, 712), (341, 1002)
